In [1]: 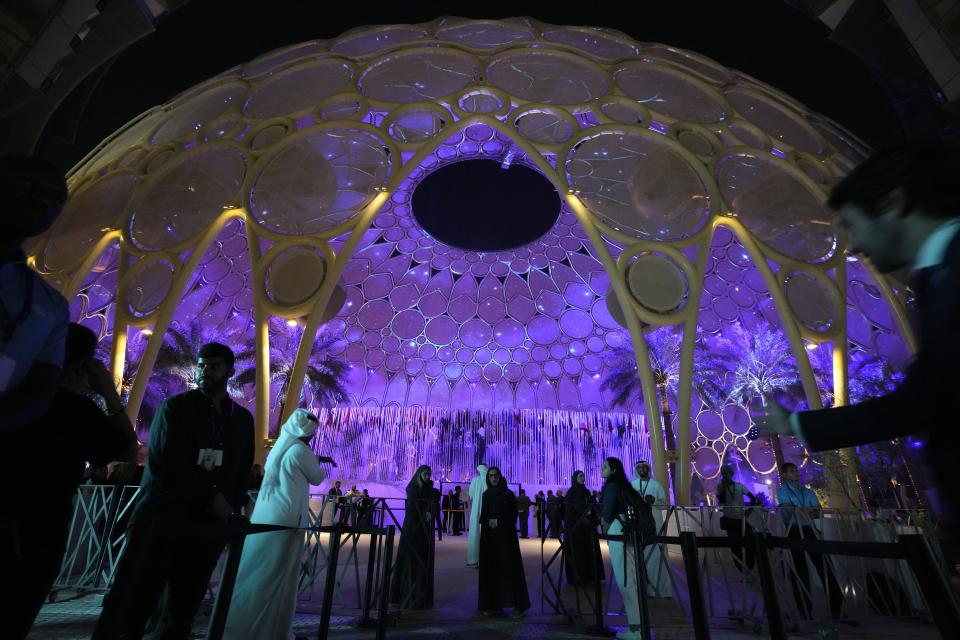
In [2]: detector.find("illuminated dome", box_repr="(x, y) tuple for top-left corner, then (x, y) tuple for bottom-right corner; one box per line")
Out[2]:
(31, 17), (912, 500)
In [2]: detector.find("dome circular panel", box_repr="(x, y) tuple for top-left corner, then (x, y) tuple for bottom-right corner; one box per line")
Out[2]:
(543, 361), (562, 378)
(542, 28), (638, 59)
(318, 94), (366, 121)
(560, 309), (594, 339)
(359, 49), (480, 103)
(784, 271), (835, 332)
(725, 121), (770, 149)
(643, 46), (733, 84)
(153, 82), (247, 144)
(250, 129), (389, 235)
(676, 129), (715, 157)
(129, 144), (247, 251)
(598, 98), (648, 125)
(425, 315), (458, 345)
(567, 131), (711, 240)
(241, 41), (325, 78)
(457, 88), (504, 114)
(331, 26), (426, 56)
(514, 110), (574, 145)
(721, 404), (751, 436)
(627, 254), (688, 313)
(486, 50), (607, 104)
(745, 438), (777, 474)
(528, 316), (560, 345)
(725, 87), (823, 154)
(44, 172), (136, 271)
(244, 60), (354, 119)
(615, 62), (727, 123)
(250, 124), (288, 150)
(434, 21), (533, 49)
(124, 258), (176, 317)
(265, 246), (326, 307)
(716, 152), (835, 262)
(696, 410), (724, 440)
(357, 299), (393, 330)
(201, 114), (244, 142)
(692, 446), (721, 478)
(460, 318), (492, 348)
(388, 109), (446, 143)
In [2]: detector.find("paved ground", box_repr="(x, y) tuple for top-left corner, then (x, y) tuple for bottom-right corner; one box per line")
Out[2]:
(29, 535), (946, 639)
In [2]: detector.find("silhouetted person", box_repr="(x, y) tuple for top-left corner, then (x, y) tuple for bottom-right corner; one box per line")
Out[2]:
(516, 488), (531, 538)
(391, 465), (436, 610)
(478, 467), (530, 617)
(564, 471), (603, 586)
(0, 154), (69, 433)
(10, 323), (135, 639)
(92, 342), (254, 639)
(777, 462), (845, 619)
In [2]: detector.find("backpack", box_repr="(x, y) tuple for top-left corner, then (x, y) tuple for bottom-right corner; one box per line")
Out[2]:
(619, 486), (658, 544)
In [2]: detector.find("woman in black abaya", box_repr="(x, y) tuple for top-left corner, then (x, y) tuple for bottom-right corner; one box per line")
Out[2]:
(564, 470), (604, 585)
(390, 465), (435, 609)
(478, 467), (531, 617)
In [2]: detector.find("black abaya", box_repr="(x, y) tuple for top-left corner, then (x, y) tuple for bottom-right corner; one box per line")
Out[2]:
(563, 482), (604, 585)
(390, 472), (435, 609)
(478, 483), (531, 612)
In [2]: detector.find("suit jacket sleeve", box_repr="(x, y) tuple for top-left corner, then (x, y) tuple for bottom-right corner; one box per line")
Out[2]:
(797, 318), (958, 451)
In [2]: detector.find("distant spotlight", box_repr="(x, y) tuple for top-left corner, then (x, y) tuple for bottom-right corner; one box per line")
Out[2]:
(805, 342), (818, 351)
(765, 479), (772, 485)
(286, 319), (299, 327)
(141, 328), (154, 336)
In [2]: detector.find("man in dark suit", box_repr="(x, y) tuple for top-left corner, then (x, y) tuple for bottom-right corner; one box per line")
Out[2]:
(92, 342), (254, 639)
(759, 143), (959, 546)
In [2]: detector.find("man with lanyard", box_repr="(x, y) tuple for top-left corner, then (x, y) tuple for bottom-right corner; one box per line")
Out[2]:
(631, 461), (671, 598)
(776, 462), (845, 620)
(92, 342), (254, 639)
(0, 154), (69, 434)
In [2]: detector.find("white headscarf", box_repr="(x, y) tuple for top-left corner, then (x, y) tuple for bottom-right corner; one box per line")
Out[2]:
(259, 409), (319, 500)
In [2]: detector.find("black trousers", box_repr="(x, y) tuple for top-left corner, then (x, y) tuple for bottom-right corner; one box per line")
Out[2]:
(787, 525), (844, 619)
(518, 511), (529, 538)
(536, 510), (545, 538)
(719, 515), (755, 573)
(91, 512), (225, 640)
(4, 510), (71, 639)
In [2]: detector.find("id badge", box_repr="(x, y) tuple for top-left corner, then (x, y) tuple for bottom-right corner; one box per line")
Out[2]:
(197, 448), (224, 471)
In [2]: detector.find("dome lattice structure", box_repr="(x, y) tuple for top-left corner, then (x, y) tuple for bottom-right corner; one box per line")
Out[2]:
(32, 17), (913, 501)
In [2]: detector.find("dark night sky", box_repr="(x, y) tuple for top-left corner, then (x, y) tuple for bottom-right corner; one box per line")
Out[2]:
(38, 0), (900, 168)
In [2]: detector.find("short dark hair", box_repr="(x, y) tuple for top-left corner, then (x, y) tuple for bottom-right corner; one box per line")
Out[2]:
(828, 143), (960, 219)
(781, 462), (798, 474)
(65, 323), (98, 365)
(197, 342), (235, 368)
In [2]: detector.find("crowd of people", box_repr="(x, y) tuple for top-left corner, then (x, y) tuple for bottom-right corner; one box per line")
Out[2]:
(2, 136), (959, 640)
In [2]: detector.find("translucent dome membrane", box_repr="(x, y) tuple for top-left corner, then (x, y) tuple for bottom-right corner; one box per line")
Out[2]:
(48, 18), (907, 490)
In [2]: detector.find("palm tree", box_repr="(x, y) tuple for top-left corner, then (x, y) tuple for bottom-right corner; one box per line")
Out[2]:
(600, 326), (733, 489)
(723, 322), (799, 469)
(234, 319), (350, 436)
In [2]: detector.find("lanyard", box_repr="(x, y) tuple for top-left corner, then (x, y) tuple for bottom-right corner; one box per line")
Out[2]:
(0, 266), (34, 344)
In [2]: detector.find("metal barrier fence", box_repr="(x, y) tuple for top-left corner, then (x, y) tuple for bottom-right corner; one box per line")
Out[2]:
(542, 505), (958, 639)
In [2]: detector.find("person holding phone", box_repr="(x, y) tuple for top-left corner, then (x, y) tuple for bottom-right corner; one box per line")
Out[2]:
(225, 409), (335, 639)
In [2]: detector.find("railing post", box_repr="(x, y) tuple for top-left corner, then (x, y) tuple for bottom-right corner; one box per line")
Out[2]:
(376, 525), (396, 640)
(317, 523), (344, 640)
(901, 534), (960, 635)
(751, 531), (786, 640)
(679, 531), (710, 640)
(360, 525), (379, 626)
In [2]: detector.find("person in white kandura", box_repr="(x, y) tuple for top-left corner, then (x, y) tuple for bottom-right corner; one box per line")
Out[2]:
(224, 409), (336, 640)
(466, 463), (488, 567)
(631, 461), (671, 599)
